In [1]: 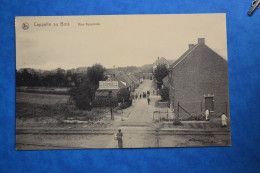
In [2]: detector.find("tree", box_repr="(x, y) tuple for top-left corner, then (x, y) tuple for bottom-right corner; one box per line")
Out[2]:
(69, 76), (94, 110)
(31, 73), (40, 86)
(16, 70), (22, 86)
(54, 68), (66, 87)
(153, 64), (168, 89)
(87, 64), (106, 89)
(117, 88), (130, 103)
(21, 69), (33, 86)
(159, 87), (169, 101)
(69, 64), (106, 110)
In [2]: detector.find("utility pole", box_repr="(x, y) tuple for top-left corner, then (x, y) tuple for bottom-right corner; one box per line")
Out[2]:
(109, 90), (114, 120)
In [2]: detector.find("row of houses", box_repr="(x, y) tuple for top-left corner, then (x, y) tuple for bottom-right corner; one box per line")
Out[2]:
(163, 38), (229, 117)
(95, 70), (143, 103)
(105, 70), (142, 91)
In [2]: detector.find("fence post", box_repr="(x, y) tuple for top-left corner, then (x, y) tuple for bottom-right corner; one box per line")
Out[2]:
(200, 102), (202, 120)
(225, 101), (228, 116)
(177, 102), (179, 119)
(167, 108), (168, 119)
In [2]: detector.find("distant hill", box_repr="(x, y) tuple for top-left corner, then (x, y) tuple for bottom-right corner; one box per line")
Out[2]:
(75, 67), (89, 73)
(16, 58), (175, 75)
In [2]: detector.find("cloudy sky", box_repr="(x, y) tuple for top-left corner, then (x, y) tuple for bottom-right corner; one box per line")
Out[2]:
(16, 14), (227, 70)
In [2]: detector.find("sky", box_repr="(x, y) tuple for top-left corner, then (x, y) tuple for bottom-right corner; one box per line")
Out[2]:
(16, 14), (228, 70)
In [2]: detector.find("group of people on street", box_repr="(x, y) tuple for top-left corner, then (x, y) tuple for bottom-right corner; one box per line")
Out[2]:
(134, 90), (157, 100)
(134, 91), (151, 105)
(205, 108), (228, 127)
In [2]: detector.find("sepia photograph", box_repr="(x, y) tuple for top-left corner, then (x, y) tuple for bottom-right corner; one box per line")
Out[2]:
(15, 14), (231, 150)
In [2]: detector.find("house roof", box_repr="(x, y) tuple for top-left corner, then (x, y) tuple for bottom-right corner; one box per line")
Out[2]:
(127, 74), (139, 85)
(170, 44), (199, 69)
(169, 39), (227, 70)
(132, 72), (142, 79)
(106, 77), (127, 89)
(115, 71), (133, 86)
(131, 75), (140, 82)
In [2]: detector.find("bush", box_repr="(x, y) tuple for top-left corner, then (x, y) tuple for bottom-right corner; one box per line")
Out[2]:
(173, 119), (182, 125)
(93, 97), (118, 107)
(119, 100), (132, 109)
(69, 77), (94, 111)
(117, 88), (131, 103)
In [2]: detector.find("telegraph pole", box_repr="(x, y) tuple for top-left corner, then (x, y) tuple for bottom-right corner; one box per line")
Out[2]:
(109, 90), (114, 120)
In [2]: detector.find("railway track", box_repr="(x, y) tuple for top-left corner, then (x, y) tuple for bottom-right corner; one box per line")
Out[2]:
(16, 128), (231, 135)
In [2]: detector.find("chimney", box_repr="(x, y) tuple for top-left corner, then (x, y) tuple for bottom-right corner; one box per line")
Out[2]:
(189, 44), (194, 49)
(198, 38), (205, 45)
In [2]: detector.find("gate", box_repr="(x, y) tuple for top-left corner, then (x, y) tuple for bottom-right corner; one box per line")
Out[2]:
(176, 101), (229, 120)
(153, 108), (169, 121)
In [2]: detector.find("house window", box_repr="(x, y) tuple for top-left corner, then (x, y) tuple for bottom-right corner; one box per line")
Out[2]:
(205, 96), (214, 112)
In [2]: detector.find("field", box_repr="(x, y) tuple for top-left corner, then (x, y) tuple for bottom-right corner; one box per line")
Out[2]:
(16, 92), (70, 105)
(16, 87), (69, 95)
(15, 91), (117, 150)
(16, 91), (115, 129)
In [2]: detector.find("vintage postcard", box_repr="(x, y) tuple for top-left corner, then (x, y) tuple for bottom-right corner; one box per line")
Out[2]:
(15, 14), (231, 150)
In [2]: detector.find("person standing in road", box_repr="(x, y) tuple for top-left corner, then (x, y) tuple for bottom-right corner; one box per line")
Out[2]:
(221, 113), (227, 127)
(147, 97), (150, 105)
(116, 129), (123, 148)
(205, 109), (210, 121)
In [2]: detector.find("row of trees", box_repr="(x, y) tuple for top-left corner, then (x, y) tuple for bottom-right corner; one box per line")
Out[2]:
(16, 68), (78, 87)
(16, 64), (132, 111)
(16, 65), (151, 88)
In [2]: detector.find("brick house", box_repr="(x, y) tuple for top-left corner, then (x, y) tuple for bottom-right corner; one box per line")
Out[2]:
(94, 80), (124, 107)
(168, 38), (229, 117)
(115, 71), (136, 91)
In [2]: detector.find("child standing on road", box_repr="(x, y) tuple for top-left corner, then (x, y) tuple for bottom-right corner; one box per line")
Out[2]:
(116, 129), (123, 148)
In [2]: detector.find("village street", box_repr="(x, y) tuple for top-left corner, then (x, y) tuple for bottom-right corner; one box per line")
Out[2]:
(16, 80), (231, 150)
(106, 80), (160, 148)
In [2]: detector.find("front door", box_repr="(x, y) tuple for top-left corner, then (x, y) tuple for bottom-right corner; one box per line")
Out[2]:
(205, 96), (214, 111)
